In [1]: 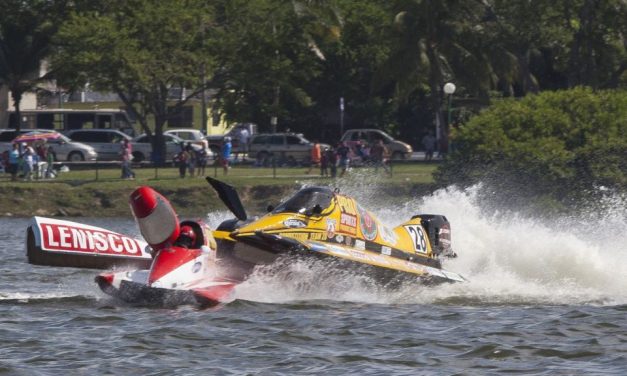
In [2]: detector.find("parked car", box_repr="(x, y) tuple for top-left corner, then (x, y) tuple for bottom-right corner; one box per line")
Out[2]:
(164, 129), (208, 149)
(64, 129), (132, 161)
(249, 133), (329, 166)
(132, 133), (214, 162)
(341, 129), (412, 160)
(0, 128), (98, 161)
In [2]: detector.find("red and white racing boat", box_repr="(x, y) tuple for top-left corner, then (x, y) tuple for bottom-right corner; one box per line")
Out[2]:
(27, 186), (239, 307)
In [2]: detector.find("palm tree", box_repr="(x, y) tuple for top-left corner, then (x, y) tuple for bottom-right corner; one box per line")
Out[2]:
(0, 1), (68, 132)
(378, 0), (513, 152)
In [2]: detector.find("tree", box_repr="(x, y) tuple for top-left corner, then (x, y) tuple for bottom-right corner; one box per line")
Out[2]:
(51, 0), (215, 164)
(308, 1), (398, 140)
(435, 87), (627, 212)
(211, 0), (342, 134)
(0, 0), (71, 132)
(377, 0), (513, 152)
(556, 0), (627, 89)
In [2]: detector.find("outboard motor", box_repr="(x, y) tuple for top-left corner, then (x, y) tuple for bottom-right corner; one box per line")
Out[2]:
(413, 214), (456, 258)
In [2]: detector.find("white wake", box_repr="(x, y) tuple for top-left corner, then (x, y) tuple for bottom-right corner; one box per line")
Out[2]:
(229, 179), (627, 306)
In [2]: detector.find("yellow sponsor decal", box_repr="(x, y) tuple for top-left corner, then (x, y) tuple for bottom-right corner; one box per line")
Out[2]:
(279, 232), (328, 241)
(281, 233), (309, 241)
(336, 195), (358, 216)
(309, 232), (328, 241)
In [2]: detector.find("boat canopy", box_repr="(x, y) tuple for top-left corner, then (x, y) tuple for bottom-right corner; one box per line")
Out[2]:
(272, 187), (334, 215)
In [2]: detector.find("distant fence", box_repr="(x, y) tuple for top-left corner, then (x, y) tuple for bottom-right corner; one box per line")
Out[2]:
(1, 154), (440, 182)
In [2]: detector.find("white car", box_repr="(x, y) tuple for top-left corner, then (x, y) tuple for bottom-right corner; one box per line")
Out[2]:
(132, 133), (213, 162)
(164, 129), (209, 149)
(0, 128), (98, 161)
(64, 129), (132, 161)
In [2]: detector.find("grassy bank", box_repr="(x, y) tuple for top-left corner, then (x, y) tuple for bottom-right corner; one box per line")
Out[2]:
(0, 163), (439, 217)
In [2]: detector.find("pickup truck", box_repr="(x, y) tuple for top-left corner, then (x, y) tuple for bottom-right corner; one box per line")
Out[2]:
(341, 129), (412, 160)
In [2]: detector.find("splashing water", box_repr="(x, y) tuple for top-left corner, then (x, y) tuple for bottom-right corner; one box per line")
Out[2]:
(228, 179), (627, 306)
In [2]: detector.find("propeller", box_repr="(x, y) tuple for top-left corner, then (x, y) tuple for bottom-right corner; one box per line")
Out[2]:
(206, 177), (248, 221)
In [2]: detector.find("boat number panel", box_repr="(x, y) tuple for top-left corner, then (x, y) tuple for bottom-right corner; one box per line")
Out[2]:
(404, 225), (428, 254)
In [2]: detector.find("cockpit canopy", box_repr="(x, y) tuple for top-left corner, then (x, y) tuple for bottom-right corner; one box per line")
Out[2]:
(272, 187), (334, 215)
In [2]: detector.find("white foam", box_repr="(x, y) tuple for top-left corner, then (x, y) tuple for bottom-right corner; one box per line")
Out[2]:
(227, 183), (627, 306)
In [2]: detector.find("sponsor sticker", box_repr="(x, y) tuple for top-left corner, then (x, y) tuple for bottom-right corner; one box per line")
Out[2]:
(358, 205), (378, 241)
(381, 246), (392, 256)
(339, 213), (357, 235)
(38, 222), (144, 257)
(281, 232), (309, 241)
(326, 219), (337, 238)
(283, 218), (307, 228)
(335, 234), (345, 243)
(336, 195), (358, 215)
(309, 232), (327, 241)
(355, 239), (366, 250)
(348, 249), (367, 260)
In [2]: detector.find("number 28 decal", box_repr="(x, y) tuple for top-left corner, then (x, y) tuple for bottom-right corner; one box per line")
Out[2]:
(404, 225), (428, 253)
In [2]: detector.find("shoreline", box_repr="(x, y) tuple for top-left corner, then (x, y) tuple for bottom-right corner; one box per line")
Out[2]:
(0, 181), (437, 218)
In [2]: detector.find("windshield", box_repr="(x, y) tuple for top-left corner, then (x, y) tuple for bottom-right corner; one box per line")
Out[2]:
(57, 134), (72, 143)
(272, 187), (334, 215)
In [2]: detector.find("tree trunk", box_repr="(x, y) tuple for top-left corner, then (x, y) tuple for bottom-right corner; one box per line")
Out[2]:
(11, 90), (23, 133)
(517, 51), (539, 94)
(152, 114), (167, 166)
(152, 89), (168, 167)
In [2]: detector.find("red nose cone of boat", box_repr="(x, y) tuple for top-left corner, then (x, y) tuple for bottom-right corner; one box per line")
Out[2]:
(130, 186), (157, 218)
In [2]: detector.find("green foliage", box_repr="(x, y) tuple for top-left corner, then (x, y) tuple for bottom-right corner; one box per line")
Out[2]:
(4, 0), (625, 149)
(50, 0), (216, 163)
(0, 0), (72, 130)
(212, 0), (343, 133)
(435, 87), (627, 211)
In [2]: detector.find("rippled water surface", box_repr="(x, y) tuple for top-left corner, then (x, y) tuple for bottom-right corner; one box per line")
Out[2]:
(1, 184), (626, 375)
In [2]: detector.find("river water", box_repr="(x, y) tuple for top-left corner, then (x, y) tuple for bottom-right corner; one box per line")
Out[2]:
(1, 182), (626, 375)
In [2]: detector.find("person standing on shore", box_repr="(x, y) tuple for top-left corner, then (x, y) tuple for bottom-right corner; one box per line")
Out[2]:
(370, 139), (391, 176)
(184, 143), (196, 177)
(45, 145), (55, 179)
(305, 140), (321, 174)
(9, 143), (20, 181)
(174, 147), (189, 178)
(21, 143), (35, 181)
(336, 141), (350, 177)
(325, 146), (337, 178)
(221, 137), (232, 175)
(120, 138), (135, 179)
(422, 131), (436, 161)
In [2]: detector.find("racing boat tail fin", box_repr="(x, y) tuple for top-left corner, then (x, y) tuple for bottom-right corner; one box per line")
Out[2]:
(206, 177), (248, 221)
